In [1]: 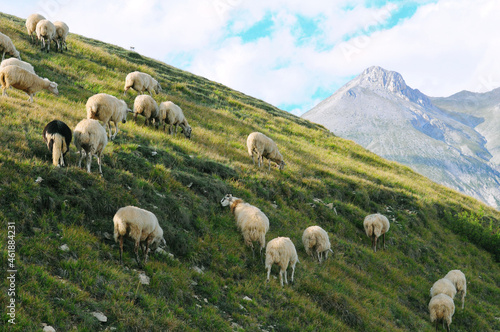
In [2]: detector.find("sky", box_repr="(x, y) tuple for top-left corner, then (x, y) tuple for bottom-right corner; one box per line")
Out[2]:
(3, 0), (500, 115)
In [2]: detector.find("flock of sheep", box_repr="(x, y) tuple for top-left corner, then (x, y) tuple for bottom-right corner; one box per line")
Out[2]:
(0, 13), (468, 330)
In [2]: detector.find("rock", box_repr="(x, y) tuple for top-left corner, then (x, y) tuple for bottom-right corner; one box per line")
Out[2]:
(151, 151), (157, 156)
(243, 296), (252, 301)
(155, 247), (167, 255)
(35, 176), (43, 184)
(92, 311), (107, 323)
(186, 182), (193, 188)
(192, 266), (203, 274)
(43, 326), (56, 332)
(60, 244), (70, 251)
(33, 227), (41, 233)
(231, 322), (243, 330)
(138, 273), (150, 285)
(103, 232), (113, 240)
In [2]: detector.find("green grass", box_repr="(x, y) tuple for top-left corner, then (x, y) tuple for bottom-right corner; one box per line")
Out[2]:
(1, 12), (499, 331)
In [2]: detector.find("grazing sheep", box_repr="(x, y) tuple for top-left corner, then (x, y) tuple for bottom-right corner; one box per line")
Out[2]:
(86, 93), (131, 140)
(0, 65), (58, 103)
(42, 120), (72, 167)
(265, 237), (299, 286)
(73, 119), (108, 174)
(444, 270), (467, 309)
(35, 19), (56, 53)
(0, 58), (35, 74)
(26, 13), (46, 44)
(53, 21), (69, 52)
(430, 278), (457, 300)
(0, 32), (21, 61)
(159, 101), (192, 139)
(302, 226), (333, 263)
(220, 194), (269, 256)
(363, 213), (390, 252)
(113, 206), (166, 268)
(246, 132), (285, 171)
(429, 294), (455, 332)
(124, 71), (161, 95)
(133, 95), (159, 127)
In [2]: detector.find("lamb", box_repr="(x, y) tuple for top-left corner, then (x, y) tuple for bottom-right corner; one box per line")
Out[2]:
(220, 194), (269, 256)
(0, 32), (21, 61)
(42, 120), (72, 167)
(265, 237), (299, 286)
(53, 21), (69, 52)
(363, 213), (390, 252)
(86, 93), (131, 140)
(444, 270), (467, 309)
(159, 101), (192, 139)
(428, 294), (455, 332)
(123, 71), (161, 95)
(246, 132), (285, 171)
(73, 119), (108, 175)
(0, 65), (58, 103)
(0, 58), (35, 74)
(430, 278), (457, 300)
(302, 226), (333, 263)
(35, 19), (56, 53)
(26, 13), (46, 44)
(113, 206), (166, 268)
(133, 95), (159, 127)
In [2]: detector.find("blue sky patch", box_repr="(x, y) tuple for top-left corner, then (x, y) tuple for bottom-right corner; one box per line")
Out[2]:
(236, 13), (274, 43)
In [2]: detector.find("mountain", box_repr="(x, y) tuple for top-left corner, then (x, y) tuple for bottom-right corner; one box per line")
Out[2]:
(303, 66), (500, 209)
(1, 13), (499, 331)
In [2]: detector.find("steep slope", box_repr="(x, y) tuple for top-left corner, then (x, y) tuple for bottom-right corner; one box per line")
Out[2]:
(303, 66), (500, 209)
(0, 13), (499, 331)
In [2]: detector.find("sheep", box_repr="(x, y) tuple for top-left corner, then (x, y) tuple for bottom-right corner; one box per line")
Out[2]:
(265, 237), (299, 286)
(302, 226), (333, 263)
(429, 294), (455, 332)
(363, 213), (390, 252)
(220, 194), (269, 257)
(86, 93), (131, 140)
(123, 71), (161, 95)
(0, 58), (35, 74)
(73, 119), (108, 174)
(113, 206), (166, 268)
(430, 278), (457, 300)
(35, 19), (56, 53)
(133, 95), (159, 127)
(26, 13), (46, 44)
(246, 132), (285, 171)
(444, 270), (467, 309)
(159, 101), (192, 139)
(53, 21), (69, 52)
(42, 120), (72, 167)
(0, 32), (21, 61)
(0, 65), (58, 103)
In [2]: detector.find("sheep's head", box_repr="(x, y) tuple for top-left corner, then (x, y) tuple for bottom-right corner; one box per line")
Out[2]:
(278, 160), (286, 171)
(182, 125), (192, 139)
(155, 82), (162, 94)
(220, 194), (234, 207)
(48, 81), (59, 95)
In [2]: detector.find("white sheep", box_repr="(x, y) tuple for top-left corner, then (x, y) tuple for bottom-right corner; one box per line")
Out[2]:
(133, 95), (159, 127)
(302, 226), (333, 263)
(86, 93), (131, 140)
(430, 278), (457, 300)
(265, 237), (299, 286)
(26, 13), (46, 44)
(220, 194), (269, 256)
(444, 270), (467, 309)
(0, 32), (21, 61)
(428, 294), (455, 332)
(124, 71), (161, 95)
(246, 132), (285, 171)
(35, 19), (56, 53)
(159, 101), (192, 139)
(73, 119), (108, 174)
(0, 65), (58, 103)
(113, 206), (166, 268)
(53, 21), (69, 52)
(42, 120), (72, 167)
(363, 213), (390, 252)
(0, 58), (35, 74)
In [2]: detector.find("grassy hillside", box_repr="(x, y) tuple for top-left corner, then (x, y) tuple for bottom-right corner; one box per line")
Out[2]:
(1, 12), (499, 331)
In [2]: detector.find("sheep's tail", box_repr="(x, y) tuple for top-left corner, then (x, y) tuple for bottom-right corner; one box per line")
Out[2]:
(87, 104), (99, 119)
(52, 134), (64, 166)
(0, 71), (6, 89)
(113, 217), (127, 243)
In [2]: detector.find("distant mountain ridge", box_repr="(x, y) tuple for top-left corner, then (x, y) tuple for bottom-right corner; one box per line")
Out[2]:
(302, 66), (500, 209)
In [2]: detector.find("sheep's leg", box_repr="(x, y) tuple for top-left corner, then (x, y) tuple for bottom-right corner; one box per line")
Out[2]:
(134, 240), (142, 268)
(28, 94), (34, 103)
(383, 233), (386, 250)
(78, 149), (84, 168)
(112, 122), (119, 140)
(266, 266), (271, 283)
(1, 51), (5, 61)
(97, 152), (103, 175)
(290, 264), (295, 284)
(86, 151), (92, 173)
(119, 235), (124, 265)
(462, 293), (465, 309)
(283, 268), (288, 285)
(143, 239), (151, 265)
(279, 270), (284, 286)
(372, 234), (377, 252)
